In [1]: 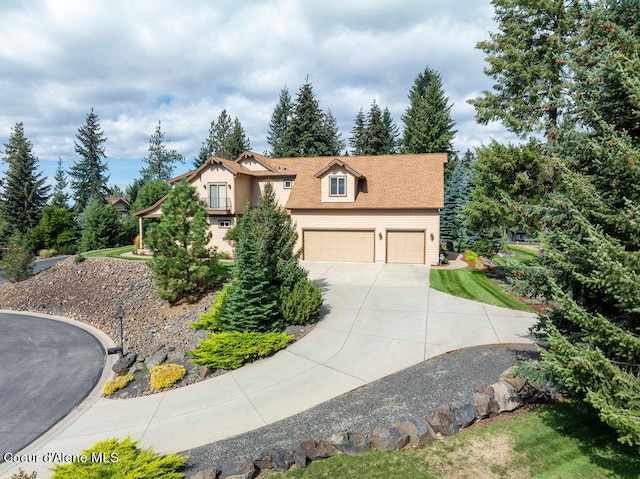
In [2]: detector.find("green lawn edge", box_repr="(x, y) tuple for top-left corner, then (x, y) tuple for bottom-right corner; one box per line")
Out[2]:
(430, 268), (533, 312)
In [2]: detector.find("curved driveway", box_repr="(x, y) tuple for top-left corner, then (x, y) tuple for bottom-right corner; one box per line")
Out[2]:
(1, 262), (536, 478)
(0, 313), (104, 463)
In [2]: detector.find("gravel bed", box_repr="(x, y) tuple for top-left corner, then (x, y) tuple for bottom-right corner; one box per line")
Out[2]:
(182, 344), (540, 474)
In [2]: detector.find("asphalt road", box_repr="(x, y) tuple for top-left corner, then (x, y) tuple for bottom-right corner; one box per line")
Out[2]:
(0, 312), (105, 463)
(0, 255), (69, 285)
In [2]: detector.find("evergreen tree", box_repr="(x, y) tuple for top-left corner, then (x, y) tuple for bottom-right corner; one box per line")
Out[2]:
(146, 180), (218, 303)
(468, 0), (583, 138)
(462, 139), (547, 245)
(79, 198), (123, 252)
(0, 122), (50, 235)
(515, 0), (640, 446)
(140, 120), (184, 181)
(129, 179), (170, 214)
(221, 182), (307, 332)
(225, 118), (251, 160)
(194, 110), (233, 167)
(68, 108), (109, 211)
(30, 205), (80, 254)
(0, 231), (35, 282)
(381, 107), (400, 154)
(282, 80), (344, 157)
(402, 67), (457, 154)
(267, 87), (293, 157)
(51, 158), (71, 208)
(441, 150), (475, 248)
(350, 108), (367, 155)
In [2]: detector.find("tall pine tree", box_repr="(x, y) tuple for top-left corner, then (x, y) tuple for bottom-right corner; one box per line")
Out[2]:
(51, 158), (70, 208)
(281, 80), (344, 157)
(140, 120), (184, 181)
(515, 0), (640, 446)
(0, 122), (50, 235)
(350, 100), (400, 155)
(267, 87), (293, 157)
(195, 111), (249, 166)
(401, 67), (457, 154)
(225, 118), (251, 160)
(468, 0), (583, 139)
(68, 108), (109, 211)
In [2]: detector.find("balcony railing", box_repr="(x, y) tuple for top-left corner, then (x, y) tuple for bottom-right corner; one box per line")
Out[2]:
(209, 197), (231, 211)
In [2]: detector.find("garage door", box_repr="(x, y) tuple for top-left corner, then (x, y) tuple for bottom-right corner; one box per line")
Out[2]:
(386, 230), (425, 264)
(303, 230), (374, 262)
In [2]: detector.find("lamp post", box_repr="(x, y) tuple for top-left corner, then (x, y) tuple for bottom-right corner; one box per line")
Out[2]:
(107, 305), (125, 356)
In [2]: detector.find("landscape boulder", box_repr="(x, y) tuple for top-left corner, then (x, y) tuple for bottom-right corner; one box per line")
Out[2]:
(473, 392), (500, 419)
(218, 460), (257, 479)
(427, 404), (462, 437)
(369, 426), (410, 452)
(112, 351), (137, 374)
(188, 467), (220, 479)
(145, 352), (167, 370)
(329, 432), (371, 456)
(450, 400), (477, 428)
(394, 416), (436, 448)
(253, 448), (293, 472)
(293, 440), (338, 468)
(491, 381), (522, 413)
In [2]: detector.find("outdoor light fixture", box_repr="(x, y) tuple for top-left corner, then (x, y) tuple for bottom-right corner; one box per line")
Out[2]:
(107, 305), (125, 356)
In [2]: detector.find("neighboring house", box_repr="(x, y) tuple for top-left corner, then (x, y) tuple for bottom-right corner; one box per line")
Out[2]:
(106, 196), (131, 215)
(133, 151), (446, 265)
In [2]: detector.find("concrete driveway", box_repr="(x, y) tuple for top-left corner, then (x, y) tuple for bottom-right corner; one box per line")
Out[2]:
(0, 262), (536, 479)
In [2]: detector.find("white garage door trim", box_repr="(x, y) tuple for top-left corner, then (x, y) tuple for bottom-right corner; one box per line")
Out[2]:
(303, 229), (375, 262)
(386, 229), (426, 264)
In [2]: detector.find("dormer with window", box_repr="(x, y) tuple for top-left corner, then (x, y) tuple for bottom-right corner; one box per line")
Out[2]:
(315, 159), (364, 203)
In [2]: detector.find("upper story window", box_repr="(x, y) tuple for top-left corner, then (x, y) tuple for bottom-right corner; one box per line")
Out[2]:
(209, 183), (227, 209)
(284, 179), (293, 189)
(330, 176), (346, 196)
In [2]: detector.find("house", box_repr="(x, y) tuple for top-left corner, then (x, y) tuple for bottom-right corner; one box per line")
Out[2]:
(133, 151), (446, 265)
(106, 196), (131, 214)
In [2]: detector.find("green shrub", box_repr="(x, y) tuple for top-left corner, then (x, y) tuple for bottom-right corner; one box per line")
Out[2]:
(38, 248), (57, 258)
(149, 363), (186, 389)
(463, 249), (479, 263)
(473, 239), (497, 258)
(51, 436), (185, 479)
(280, 280), (323, 325)
(74, 253), (86, 264)
(191, 283), (230, 331)
(0, 232), (35, 282)
(102, 374), (134, 396)
(190, 331), (293, 370)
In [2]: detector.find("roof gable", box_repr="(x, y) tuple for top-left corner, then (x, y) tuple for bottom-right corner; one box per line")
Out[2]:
(314, 159), (365, 179)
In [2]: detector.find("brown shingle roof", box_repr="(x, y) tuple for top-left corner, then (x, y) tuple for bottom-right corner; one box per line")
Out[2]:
(254, 153), (446, 210)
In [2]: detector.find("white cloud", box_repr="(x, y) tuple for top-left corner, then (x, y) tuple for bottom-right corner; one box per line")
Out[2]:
(0, 0), (514, 187)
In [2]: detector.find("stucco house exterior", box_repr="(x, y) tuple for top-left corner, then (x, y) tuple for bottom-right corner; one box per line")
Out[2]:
(133, 151), (446, 265)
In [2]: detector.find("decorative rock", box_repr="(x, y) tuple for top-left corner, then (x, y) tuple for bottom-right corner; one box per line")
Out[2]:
(427, 404), (462, 437)
(293, 440), (338, 468)
(188, 467), (220, 479)
(145, 352), (167, 370)
(369, 426), (410, 452)
(473, 392), (493, 419)
(330, 432), (371, 456)
(253, 448), (293, 472)
(218, 460), (257, 479)
(167, 349), (186, 361)
(394, 416), (436, 448)
(503, 375), (527, 392)
(491, 381), (523, 413)
(199, 366), (210, 380)
(112, 351), (137, 374)
(128, 361), (145, 375)
(451, 400), (476, 428)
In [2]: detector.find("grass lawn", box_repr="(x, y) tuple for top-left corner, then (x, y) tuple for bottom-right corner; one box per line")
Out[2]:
(492, 244), (540, 267)
(430, 268), (533, 312)
(263, 402), (639, 479)
(83, 245), (143, 259)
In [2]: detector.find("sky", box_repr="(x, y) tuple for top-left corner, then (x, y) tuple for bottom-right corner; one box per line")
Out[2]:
(0, 0), (518, 192)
